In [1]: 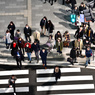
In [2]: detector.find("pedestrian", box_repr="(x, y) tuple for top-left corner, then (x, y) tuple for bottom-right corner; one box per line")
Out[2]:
(79, 2), (86, 13)
(14, 29), (21, 41)
(74, 38), (83, 57)
(47, 20), (54, 35)
(24, 24), (32, 42)
(14, 49), (24, 69)
(32, 30), (40, 44)
(40, 16), (48, 35)
(46, 35), (54, 53)
(70, 47), (77, 65)
(7, 21), (15, 40)
(11, 41), (18, 57)
(18, 37), (25, 55)
(54, 66), (61, 82)
(31, 41), (40, 63)
(70, 0), (77, 10)
(40, 48), (48, 69)
(25, 42), (32, 63)
(55, 31), (62, 42)
(74, 27), (84, 39)
(4, 30), (12, 49)
(8, 75), (17, 95)
(85, 47), (92, 67)
(56, 38), (63, 54)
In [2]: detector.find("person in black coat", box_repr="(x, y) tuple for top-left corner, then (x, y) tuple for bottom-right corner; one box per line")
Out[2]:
(74, 27), (84, 39)
(24, 24), (32, 42)
(40, 48), (47, 69)
(7, 21), (15, 40)
(31, 41), (40, 63)
(70, 47), (77, 65)
(70, 0), (77, 10)
(79, 2), (86, 13)
(54, 66), (61, 82)
(55, 31), (62, 42)
(40, 16), (48, 35)
(25, 42), (32, 63)
(8, 75), (17, 94)
(14, 49), (24, 69)
(47, 20), (54, 35)
(11, 41), (18, 57)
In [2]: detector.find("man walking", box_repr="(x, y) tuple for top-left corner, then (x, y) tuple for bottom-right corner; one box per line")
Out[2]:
(8, 75), (17, 95)
(40, 48), (48, 69)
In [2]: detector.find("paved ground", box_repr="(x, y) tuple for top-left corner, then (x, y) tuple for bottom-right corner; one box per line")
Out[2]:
(0, 66), (95, 95)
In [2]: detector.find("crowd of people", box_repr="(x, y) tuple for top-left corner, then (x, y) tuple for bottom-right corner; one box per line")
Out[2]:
(3, 0), (95, 70)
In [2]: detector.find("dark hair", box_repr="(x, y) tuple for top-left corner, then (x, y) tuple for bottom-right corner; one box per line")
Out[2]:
(6, 30), (10, 33)
(17, 29), (20, 32)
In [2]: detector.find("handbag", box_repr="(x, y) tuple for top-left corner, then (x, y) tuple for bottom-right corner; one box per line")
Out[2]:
(67, 57), (73, 63)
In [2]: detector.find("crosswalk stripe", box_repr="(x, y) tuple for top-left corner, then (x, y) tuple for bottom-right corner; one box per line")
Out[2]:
(37, 84), (94, 91)
(36, 75), (93, 82)
(0, 70), (29, 76)
(0, 87), (29, 93)
(0, 78), (29, 84)
(36, 68), (81, 74)
(49, 93), (95, 95)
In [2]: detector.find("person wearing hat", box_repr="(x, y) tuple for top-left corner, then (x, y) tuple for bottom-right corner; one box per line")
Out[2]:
(56, 38), (63, 54)
(40, 48), (47, 69)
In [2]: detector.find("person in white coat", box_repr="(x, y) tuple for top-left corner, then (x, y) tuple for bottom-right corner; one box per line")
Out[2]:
(4, 30), (12, 49)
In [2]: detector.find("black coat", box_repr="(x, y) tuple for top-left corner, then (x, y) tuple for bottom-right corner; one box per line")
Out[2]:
(40, 19), (48, 29)
(47, 23), (54, 33)
(31, 43), (40, 52)
(54, 67), (61, 79)
(55, 34), (62, 41)
(24, 27), (32, 37)
(14, 50), (24, 61)
(40, 50), (47, 60)
(8, 24), (15, 35)
(75, 28), (83, 39)
(70, 48), (76, 59)
(79, 6), (86, 12)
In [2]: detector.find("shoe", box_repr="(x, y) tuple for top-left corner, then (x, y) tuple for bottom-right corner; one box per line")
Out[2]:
(45, 67), (47, 69)
(85, 65), (87, 68)
(43, 64), (45, 67)
(29, 61), (31, 63)
(88, 62), (90, 64)
(14, 93), (16, 95)
(37, 60), (39, 63)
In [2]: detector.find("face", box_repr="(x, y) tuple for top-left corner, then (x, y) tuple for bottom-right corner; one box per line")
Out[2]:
(42, 49), (45, 52)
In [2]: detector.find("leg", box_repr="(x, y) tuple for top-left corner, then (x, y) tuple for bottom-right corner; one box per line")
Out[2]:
(19, 60), (22, 69)
(25, 35), (28, 42)
(16, 60), (19, 68)
(29, 53), (32, 62)
(13, 83), (16, 93)
(35, 51), (39, 63)
(85, 57), (89, 67)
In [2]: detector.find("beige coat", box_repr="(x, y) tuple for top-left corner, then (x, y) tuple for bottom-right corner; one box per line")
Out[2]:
(75, 39), (83, 50)
(33, 30), (40, 41)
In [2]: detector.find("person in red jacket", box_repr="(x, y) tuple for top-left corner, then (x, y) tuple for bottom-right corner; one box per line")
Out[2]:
(24, 42), (32, 63)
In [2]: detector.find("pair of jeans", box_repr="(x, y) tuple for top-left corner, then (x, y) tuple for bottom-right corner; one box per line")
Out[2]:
(86, 57), (90, 66)
(27, 53), (31, 61)
(35, 51), (39, 61)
